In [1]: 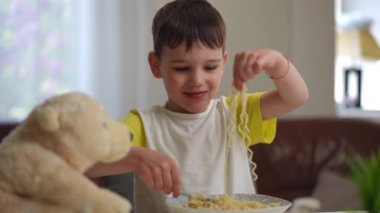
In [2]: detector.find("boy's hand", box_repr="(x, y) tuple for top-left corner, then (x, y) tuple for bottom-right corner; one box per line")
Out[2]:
(233, 48), (287, 90)
(126, 147), (180, 197)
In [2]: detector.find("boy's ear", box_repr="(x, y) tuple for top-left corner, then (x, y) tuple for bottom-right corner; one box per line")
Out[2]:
(223, 51), (228, 65)
(148, 51), (161, 78)
(221, 51), (228, 74)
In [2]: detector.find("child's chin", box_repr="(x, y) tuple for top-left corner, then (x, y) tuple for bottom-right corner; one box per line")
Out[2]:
(186, 105), (208, 114)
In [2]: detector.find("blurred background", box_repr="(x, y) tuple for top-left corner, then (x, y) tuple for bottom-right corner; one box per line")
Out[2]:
(1, 1), (380, 211)
(0, 0), (379, 122)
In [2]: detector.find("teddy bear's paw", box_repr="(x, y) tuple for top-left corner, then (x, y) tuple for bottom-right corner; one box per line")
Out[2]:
(100, 199), (131, 213)
(109, 198), (132, 213)
(111, 206), (132, 213)
(83, 198), (131, 213)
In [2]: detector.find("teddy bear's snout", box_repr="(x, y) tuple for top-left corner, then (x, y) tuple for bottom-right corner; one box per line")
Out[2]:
(99, 121), (131, 163)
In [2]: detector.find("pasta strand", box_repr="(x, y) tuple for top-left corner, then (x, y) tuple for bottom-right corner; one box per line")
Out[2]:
(226, 84), (258, 191)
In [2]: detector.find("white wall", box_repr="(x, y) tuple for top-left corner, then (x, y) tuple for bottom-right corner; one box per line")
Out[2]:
(290, 0), (336, 117)
(146, 0), (336, 117)
(209, 0), (292, 97)
(85, 0), (336, 119)
(210, 0), (336, 117)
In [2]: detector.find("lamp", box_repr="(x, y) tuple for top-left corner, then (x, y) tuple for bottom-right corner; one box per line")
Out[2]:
(336, 13), (380, 108)
(336, 25), (380, 60)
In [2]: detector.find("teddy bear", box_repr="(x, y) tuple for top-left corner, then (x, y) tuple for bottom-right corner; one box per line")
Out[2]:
(0, 92), (132, 213)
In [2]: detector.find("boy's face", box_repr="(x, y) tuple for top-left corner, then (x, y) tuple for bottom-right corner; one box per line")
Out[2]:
(149, 42), (227, 113)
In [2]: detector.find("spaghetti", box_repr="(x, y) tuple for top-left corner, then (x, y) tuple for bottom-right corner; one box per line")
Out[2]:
(185, 194), (279, 210)
(227, 84), (258, 185)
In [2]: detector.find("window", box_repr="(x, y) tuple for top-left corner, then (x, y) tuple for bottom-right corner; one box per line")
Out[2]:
(0, 0), (73, 122)
(335, 0), (380, 115)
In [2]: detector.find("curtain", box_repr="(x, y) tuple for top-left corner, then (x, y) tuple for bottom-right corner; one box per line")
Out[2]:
(67, 0), (166, 120)
(0, 0), (165, 122)
(0, 0), (72, 121)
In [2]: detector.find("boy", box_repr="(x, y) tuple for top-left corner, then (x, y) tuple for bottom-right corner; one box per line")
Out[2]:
(87, 0), (308, 212)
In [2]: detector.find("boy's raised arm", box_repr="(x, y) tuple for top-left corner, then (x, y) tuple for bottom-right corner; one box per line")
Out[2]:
(233, 48), (308, 120)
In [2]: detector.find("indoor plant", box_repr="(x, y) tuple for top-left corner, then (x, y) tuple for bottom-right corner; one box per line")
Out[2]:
(347, 149), (380, 213)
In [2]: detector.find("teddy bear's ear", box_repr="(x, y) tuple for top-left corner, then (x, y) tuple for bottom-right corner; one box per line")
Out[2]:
(36, 106), (60, 132)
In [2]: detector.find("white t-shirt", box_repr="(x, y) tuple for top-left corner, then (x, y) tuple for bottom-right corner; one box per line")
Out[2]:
(131, 96), (276, 213)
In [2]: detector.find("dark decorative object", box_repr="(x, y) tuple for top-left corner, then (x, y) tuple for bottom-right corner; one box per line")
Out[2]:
(344, 68), (362, 108)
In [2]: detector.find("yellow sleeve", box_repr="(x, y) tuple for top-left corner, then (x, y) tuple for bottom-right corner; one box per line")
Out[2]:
(120, 110), (147, 147)
(226, 93), (277, 146)
(245, 93), (277, 145)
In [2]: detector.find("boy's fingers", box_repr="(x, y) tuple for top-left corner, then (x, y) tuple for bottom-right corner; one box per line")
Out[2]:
(245, 55), (257, 77)
(233, 68), (241, 90)
(233, 53), (245, 88)
(233, 65), (244, 91)
(237, 54), (248, 80)
(152, 167), (163, 190)
(162, 162), (173, 194)
(140, 168), (154, 190)
(233, 53), (242, 77)
(163, 172), (172, 194)
(233, 80), (243, 91)
(170, 163), (181, 197)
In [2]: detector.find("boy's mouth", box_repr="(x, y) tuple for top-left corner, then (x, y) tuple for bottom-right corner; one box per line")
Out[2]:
(183, 91), (207, 99)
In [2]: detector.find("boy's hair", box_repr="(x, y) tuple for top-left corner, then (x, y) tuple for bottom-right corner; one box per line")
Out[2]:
(152, 0), (226, 57)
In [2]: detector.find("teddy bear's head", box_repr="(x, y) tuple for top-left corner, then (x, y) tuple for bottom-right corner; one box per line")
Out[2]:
(4, 92), (131, 172)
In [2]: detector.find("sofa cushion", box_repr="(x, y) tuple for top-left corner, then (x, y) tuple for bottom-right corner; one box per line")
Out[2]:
(311, 170), (361, 211)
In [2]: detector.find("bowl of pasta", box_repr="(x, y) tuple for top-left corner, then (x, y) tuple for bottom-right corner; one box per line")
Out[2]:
(166, 193), (291, 213)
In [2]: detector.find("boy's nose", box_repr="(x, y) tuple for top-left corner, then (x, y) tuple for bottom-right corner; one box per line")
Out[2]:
(189, 70), (203, 85)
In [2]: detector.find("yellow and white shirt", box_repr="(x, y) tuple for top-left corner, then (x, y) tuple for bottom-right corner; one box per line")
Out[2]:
(122, 93), (276, 213)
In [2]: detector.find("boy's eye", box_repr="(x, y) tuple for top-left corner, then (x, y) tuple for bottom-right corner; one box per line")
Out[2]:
(173, 67), (189, 72)
(205, 65), (218, 71)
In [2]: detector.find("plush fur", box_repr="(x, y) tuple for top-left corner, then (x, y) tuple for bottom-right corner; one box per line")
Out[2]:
(0, 92), (131, 213)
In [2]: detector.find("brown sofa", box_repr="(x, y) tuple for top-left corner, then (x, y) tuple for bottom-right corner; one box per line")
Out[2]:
(252, 117), (380, 211)
(0, 123), (17, 142)
(1, 117), (380, 211)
